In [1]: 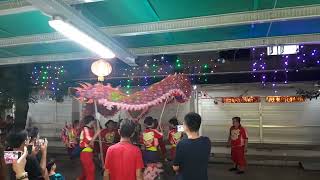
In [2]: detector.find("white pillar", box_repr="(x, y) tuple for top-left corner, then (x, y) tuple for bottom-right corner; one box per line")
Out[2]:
(259, 100), (263, 143)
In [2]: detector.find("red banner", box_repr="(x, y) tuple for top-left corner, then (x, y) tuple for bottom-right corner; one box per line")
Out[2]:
(266, 96), (305, 103)
(222, 96), (261, 103)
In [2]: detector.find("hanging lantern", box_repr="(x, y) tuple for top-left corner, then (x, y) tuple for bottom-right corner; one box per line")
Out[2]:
(91, 59), (112, 81)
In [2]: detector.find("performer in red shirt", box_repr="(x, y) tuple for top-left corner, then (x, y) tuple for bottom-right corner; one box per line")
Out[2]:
(78, 115), (100, 180)
(66, 120), (80, 157)
(142, 116), (163, 164)
(153, 118), (166, 158)
(104, 119), (144, 180)
(228, 117), (248, 174)
(100, 120), (120, 160)
(168, 117), (183, 160)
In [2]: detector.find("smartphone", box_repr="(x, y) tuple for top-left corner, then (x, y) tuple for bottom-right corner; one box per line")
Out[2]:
(33, 138), (45, 147)
(177, 125), (184, 132)
(4, 151), (22, 164)
(37, 138), (45, 145)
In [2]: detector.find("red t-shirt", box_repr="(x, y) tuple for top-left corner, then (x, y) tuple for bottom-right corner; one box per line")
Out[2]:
(168, 129), (183, 147)
(100, 129), (120, 154)
(142, 129), (163, 151)
(230, 126), (248, 147)
(79, 126), (95, 148)
(101, 129), (119, 145)
(105, 142), (144, 180)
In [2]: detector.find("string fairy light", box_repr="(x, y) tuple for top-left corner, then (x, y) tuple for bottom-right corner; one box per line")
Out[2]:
(115, 45), (320, 92)
(31, 64), (66, 94)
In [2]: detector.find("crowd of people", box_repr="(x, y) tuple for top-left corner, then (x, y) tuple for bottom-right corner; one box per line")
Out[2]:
(0, 112), (248, 180)
(0, 115), (15, 144)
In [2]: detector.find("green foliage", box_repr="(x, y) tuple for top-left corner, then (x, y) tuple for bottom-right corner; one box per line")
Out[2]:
(0, 64), (35, 105)
(0, 65), (35, 130)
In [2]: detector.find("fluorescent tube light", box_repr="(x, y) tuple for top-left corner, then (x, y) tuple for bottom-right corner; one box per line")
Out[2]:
(49, 18), (115, 59)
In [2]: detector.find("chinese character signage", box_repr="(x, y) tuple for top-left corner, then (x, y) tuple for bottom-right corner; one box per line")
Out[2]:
(222, 97), (261, 103)
(266, 96), (305, 103)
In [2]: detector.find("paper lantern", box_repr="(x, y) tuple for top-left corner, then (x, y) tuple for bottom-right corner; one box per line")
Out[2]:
(91, 59), (112, 81)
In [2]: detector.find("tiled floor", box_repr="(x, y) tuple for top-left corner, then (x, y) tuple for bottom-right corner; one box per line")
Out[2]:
(213, 146), (320, 158)
(53, 155), (320, 180)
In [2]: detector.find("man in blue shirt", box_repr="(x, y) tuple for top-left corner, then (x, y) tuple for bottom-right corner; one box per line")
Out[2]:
(173, 112), (211, 180)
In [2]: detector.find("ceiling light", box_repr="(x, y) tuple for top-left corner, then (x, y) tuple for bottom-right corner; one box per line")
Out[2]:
(49, 18), (115, 59)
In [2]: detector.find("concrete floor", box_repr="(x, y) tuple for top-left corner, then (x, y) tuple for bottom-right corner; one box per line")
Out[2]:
(53, 156), (320, 180)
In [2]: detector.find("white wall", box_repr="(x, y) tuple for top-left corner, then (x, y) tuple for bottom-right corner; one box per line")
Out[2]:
(198, 83), (320, 145)
(262, 100), (320, 144)
(200, 99), (260, 142)
(28, 97), (75, 138)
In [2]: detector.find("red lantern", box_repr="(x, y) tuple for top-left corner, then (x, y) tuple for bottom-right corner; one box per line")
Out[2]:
(91, 59), (112, 81)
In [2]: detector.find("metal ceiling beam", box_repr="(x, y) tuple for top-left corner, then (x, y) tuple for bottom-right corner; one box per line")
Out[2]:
(1, 5), (320, 48)
(0, 52), (98, 65)
(26, 0), (136, 66)
(0, 0), (103, 16)
(131, 33), (320, 55)
(1, 33), (320, 65)
(104, 5), (320, 36)
(0, 32), (67, 47)
(0, 0), (35, 16)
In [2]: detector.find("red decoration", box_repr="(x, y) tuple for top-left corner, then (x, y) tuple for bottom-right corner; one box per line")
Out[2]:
(222, 97), (261, 103)
(266, 96), (305, 103)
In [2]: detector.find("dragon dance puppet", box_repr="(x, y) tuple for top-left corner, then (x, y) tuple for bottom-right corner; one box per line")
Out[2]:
(69, 74), (192, 180)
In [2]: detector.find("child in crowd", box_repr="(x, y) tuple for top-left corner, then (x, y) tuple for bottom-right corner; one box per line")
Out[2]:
(47, 158), (65, 180)
(168, 117), (183, 160)
(142, 116), (163, 165)
(228, 117), (248, 174)
(100, 120), (120, 159)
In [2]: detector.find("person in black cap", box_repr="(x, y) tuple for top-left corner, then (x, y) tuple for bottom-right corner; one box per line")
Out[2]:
(142, 116), (163, 165)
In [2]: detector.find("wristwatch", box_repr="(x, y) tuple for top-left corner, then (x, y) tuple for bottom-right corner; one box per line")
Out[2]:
(16, 172), (28, 180)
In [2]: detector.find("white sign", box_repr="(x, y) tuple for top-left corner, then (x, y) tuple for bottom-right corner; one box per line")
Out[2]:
(267, 45), (299, 55)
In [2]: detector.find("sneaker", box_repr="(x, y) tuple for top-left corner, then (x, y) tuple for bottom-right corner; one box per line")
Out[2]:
(237, 171), (245, 174)
(229, 167), (237, 171)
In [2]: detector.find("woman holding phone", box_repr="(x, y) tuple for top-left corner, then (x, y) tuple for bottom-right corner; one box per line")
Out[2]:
(12, 146), (30, 180)
(6, 130), (49, 180)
